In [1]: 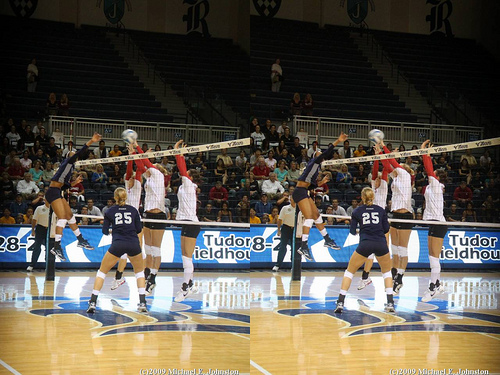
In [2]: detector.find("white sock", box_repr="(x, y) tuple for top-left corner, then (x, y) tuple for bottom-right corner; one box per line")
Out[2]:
(397, 268), (405, 275)
(385, 288), (393, 295)
(150, 268), (158, 275)
(182, 255), (194, 284)
(138, 288), (145, 295)
(72, 228), (81, 237)
(339, 289), (347, 295)
(302, 234), (309, 242)
(55, 234), (62, 242)
(92, 289), (100, 296)
(320, 228), (328, 236)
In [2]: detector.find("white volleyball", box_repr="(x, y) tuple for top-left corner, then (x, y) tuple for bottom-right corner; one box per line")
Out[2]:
(368, 129), (384, 145)
(121, 129), (137, 144)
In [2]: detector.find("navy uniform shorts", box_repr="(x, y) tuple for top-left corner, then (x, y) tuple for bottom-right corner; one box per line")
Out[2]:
(108, 240), (142, 258)
(356, 241), (389, 258)
(292, 186), (310, 204)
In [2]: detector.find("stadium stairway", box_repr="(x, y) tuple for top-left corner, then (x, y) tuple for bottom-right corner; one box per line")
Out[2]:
(250, 17), (417, 124)
(350, 32), (435, 124)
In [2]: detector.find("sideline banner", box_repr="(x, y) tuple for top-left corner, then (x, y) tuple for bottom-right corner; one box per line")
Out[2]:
(0, 225), (498, 269)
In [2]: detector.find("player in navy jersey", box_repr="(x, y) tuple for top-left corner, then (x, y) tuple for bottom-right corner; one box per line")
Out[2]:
(87, 187), (147, 313)
(45, 133), (101, 261)
(291, 132), (348, 261)
(334, 187), (396, 313)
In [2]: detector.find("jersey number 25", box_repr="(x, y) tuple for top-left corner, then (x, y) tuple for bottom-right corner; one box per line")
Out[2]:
(115, 212), (132, 225)
(362, 212), (379, 225)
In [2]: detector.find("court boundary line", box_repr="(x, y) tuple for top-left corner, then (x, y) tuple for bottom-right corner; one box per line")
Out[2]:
(0, 359), (21, 375)
(250, 360), (273, 375)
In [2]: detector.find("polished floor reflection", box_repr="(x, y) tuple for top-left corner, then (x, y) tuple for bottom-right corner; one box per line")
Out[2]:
(0, 271), (249, 375)
(250, 271), (500, 375)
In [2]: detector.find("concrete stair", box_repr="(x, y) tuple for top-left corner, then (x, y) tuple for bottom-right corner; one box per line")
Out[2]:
(350, 32), (436, 124)
(107, 31), (192, 123)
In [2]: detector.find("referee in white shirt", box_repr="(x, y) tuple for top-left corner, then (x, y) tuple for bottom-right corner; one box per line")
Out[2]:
(27, 199), (51, 271)
(273, 196), (297, 272)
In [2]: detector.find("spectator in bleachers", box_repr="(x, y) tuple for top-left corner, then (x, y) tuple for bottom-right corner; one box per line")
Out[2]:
(280, 127), (294, 150)
(86, 198), (102, 224)
(21, 125), (35, 147)
(479, 150), (492, 173)
(93, 140), (109, 159)
(249, 208), (261, 224)
(6, 125), (21, 149)
(101, 199), (116, 216)
(289, 137), (303, 160)
(10, 194), (28, 217)
(462, 202), (477, 222)
(346, 199), (359, 217)
(0, 172), (15, 200)
(7, 157), (25, 182)
(264, 150), (277, 170)
(23, 207), (34, 224)
(482, 179), (499, 203)
(17, 172), (39, 200)
(433, 156), (450, 172)
(26, 58), (38, 92)
(253, 157), (270, 181)
(108, 164), (124, 188)
(217, 202), (232, 222)
(414, 165), (428, 193)
(79, 206), (91, 225)
(460, 149), (477, 168)
(274, 160), (289, 188)
(287, 161), (300, 187)
(109, 145), (122, 157)
(271, 58), (282, 92)
(314, 195), (326, 215)
(214, 159), (227, 181)
(20, 151), (33, 171)
(276, 191), (290, 210)
(224, 171), (240, 197)
(69, 174), (85, 201)
(249, 149), (262, 166)
(32, 148), (48, 165)
(469, 171), (484, 193)
(385, 143), (394, 153)
(336, 164), (352, 191)
(251, 125), (266, 150)
(266, 125), (280, 152)
(261, 119), (273, 135)
(30, 191), (45, 210)
(302, 93), (314, 116)
(353, 144), (367, 158)
(307, 141), (320, 158)
(296, 148), (309, 167)
(277, 121), (288, 137)
(235, 150), (247, 171)
(458, 158), (472, 183)
(36, 127), (49, 150)
(453, 180), (473, 208)
(338, 140), (353, 159)
(68, 196), (80, 215)
(331, 199), (349, 224)
(58, 94), (70, 116)
(28, 160), (44, 187)
(290, 93), (302, 116)
(0, 208), (15, 224)
(246, 173), (260, 200)
(216, 148), (233, 168)
(209, 181), (228, 207)
(236, 196), (250, 223)
(353, 164), (369, 192)
(481, 195), (498, 223)
(277, 148), (292, 165)
(29, 140), (43, 158)
(201, 203), (217, 222)
(255, 193), (272, 218)
(267, 206), (279, 225)
(91, 164), (108, 190)
(446, 203), (462, 222)
(261, 172), (284, 200)
(323, 205), (335, 225)
(46, 93), (59, 116)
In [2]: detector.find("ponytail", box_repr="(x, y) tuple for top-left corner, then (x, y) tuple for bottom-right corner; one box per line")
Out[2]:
(114, 187), (127, 206)
(361, 187), (375, 206)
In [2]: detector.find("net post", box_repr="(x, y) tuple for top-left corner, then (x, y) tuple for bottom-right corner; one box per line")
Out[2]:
(291, 205), (301, 281)
(45, 208), (55, 281)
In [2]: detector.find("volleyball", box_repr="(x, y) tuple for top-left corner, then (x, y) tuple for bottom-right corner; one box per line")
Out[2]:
(121, 129), (137, 144)
(368, 129), (384, 144)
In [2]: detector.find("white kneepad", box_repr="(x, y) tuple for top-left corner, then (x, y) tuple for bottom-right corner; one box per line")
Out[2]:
(56, 218), (68, 228)
(144, 244), (152, 256)
(303, 219), (314, 228)
(151, 246), (161, 257)
(391, 244), (399, 256)
(382, 271), (392, 280)
(96, 270), (106, 280)
(68, 216), (77, 225)
(314, 217), (323, 225)
(135, 271), (145, 280)
(344, 270), (354, 280)
(398, 246), (408, 257)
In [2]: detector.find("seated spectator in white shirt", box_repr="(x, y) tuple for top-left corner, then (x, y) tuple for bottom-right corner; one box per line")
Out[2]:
(86, 198), (103, 224)
(330, 199), (349, 224)
(216, 148), (233, 168)
(264, 150), (277, 170)
(6, 125), (21, 149)
(17, 172), (39, 200)
(261, 172), (284, 200)
(307, 141), (321, 158)
(338, 140), (354, 159)
(93, 140), (109, 159)
(251, 125), (266, 150)
(346, 198), (359, 217)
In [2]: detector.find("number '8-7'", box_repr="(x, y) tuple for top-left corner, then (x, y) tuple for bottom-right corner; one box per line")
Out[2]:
(115, 212), (132, 225)
(362, 212), (379, 225)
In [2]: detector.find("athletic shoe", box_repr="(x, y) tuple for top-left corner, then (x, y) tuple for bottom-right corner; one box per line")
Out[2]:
(272, 266), (279, 272)
(137, 302), (148, 313)
(297, 244), (313, 261)
(393, 275), (403, 295)
(174, 281), (198, 302)
(50, 244), (66, 262)
(357, 277), (372, 290)
(324, 236), (340, 250)
(334, 301), (344, 313)
(26, 266), (33, 272)
(111, 277), (125, 290)
(77, 238), (94, 250)
(145, 279), (156, 295)
(422, 282), (444, 302)
(87, 301), (96, 314)
(384, 302), (396, 313)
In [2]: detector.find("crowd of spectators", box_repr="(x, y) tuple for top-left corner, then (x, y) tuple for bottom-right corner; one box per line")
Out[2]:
(1, 116), (499, 226)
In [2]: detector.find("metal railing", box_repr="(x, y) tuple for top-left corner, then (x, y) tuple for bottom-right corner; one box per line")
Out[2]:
(292, 115), (484, 148)
(48, 116), (240, 148)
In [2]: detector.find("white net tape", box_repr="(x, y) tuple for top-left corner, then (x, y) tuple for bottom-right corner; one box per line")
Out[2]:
(75, 138), (251, 166)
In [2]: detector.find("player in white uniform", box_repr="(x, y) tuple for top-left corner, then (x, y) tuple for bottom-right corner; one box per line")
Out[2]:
(111, 152), (144, 290)
(130, 143), (167, 294)
(420, 140), (447, 301)
(173, 140), (203, 302)
(358, 144), (393, 290)
(381, 140), (414, 294)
